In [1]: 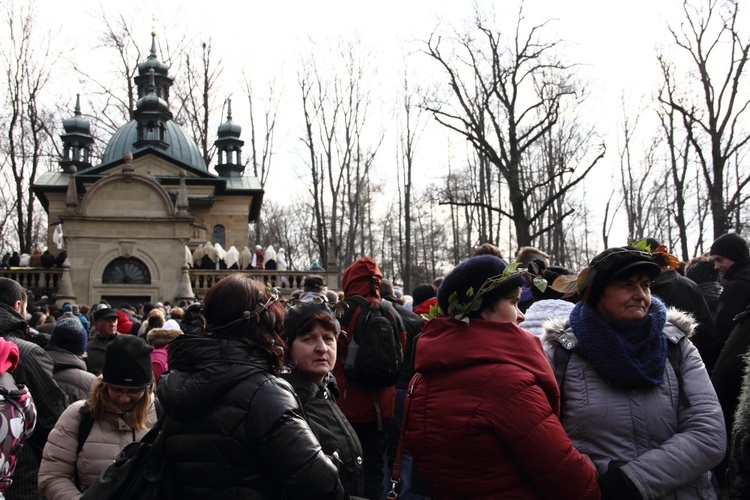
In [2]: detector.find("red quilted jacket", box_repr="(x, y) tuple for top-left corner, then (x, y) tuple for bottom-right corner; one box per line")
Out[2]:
(404, 317), (600, 499)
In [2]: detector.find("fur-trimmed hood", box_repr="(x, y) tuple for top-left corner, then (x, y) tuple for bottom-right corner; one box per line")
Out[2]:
(147, 327), (182, 348)
(542, 306), (697, 345)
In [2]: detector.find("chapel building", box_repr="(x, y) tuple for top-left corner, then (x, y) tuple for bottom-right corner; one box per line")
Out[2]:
(32, 34), (263, 306)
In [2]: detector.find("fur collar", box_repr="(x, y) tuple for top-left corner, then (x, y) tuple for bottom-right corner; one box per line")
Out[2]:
(542, 307), (697, 345)
(147, 328), (182, 348)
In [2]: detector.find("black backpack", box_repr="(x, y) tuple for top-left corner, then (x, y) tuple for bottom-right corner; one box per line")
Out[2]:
(343, 295), (404, 389)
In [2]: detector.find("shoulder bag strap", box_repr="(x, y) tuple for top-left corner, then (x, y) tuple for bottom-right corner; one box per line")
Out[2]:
(387, 373), (421, 500)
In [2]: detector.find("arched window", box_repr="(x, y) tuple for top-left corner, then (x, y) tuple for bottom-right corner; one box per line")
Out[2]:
(102, 257), (151, 284)
(213, 225), (225, 247)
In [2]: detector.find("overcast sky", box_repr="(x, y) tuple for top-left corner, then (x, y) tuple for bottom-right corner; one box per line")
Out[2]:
(29, 0), (697, 246)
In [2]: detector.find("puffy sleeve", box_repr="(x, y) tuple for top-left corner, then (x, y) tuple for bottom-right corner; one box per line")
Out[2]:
(620, 339), (726, 498)
(38, 402), (84, 500)
(486, 367), (600, 500)
(245, 377), (343, 499)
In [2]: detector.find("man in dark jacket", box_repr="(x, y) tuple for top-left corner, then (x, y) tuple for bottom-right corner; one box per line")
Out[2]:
(710, 232), (750, 345)
(0, 278), (68, 499)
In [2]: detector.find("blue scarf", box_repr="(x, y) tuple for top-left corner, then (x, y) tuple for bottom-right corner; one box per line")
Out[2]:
(569, 296), (668, 389)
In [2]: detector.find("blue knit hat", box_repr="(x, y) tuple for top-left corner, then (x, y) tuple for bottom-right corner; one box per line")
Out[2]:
(48, 317), (87, 356)
(437, 255), (526, 319)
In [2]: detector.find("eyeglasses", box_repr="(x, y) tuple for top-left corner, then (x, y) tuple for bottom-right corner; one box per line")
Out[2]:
(107, 386), (146, 397)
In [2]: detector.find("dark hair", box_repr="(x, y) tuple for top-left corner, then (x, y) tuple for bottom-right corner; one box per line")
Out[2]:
(202, 274), (286, 370)
(0, 278), (26, 309)
(291, 313), (338, 345)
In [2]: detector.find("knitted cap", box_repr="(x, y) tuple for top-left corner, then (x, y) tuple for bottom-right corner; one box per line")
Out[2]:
(580, 246), (661, 304)
(437, 255), (526, 318)
(282, 302), (340, 345)
(686, 259), (719, 284)
(48, 317), (87, 356)
(102, 335), (153, 388)
(710, 232), (749, 262)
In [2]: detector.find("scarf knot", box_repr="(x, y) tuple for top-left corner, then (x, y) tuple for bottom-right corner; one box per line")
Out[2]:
(569, 296), (668, 389)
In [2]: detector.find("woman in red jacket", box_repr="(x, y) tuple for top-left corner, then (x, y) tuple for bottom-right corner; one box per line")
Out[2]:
(404, 255), (600, 499)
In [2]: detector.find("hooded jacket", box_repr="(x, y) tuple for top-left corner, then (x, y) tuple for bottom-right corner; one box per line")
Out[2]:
(157, 334), (342, 499)
(46, 346), (96, 402)
(404, 317), (600, 499)
(0, 339), (36, 494)
(543, 309), (725, 499)
(336, 257), (406, 424)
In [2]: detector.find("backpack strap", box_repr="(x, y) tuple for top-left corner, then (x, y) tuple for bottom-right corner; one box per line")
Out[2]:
(664, 328), (690, 409)
(75, 403), (95, 490)
(551, 331), (576, 424)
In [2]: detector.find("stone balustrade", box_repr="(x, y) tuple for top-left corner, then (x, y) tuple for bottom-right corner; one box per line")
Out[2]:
(0, 268), (63, 295)
(189, 269), (339, 298)
(0, 267), (339, 301)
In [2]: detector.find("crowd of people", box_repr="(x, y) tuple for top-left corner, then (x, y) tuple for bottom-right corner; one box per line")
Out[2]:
(0, 233), (749, 498)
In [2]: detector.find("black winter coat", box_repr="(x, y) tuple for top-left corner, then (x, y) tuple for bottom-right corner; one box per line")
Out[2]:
(651, 269), (721, 372)
(698, 281), (722, 319)
(716, 257), (750, 344)
(0, 303), (68, 500)
(712, 306), (750, 444)
(382, 296), (423, 390)
(281, 371), (364, 498)
(158, 335), (343, 500)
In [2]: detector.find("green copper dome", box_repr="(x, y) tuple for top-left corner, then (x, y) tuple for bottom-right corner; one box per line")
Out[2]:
(99, 119), (207, 171)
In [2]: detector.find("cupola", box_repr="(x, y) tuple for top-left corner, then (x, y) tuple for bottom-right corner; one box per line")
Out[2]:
(214, 99), (245, 178)
(59, 94), (94, 171)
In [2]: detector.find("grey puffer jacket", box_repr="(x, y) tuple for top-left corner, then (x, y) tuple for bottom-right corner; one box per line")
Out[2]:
(157, 334), (343, 500)
(46, 346), (96, 402)
(543, 309), (726, 499)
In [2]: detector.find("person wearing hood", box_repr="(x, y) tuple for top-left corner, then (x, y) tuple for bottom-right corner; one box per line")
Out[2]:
(147, 322), (182, 385)
(403, 255), (599, 499)
(157, 273), (343, 498)
(281, 302), (365, 499)
(39, 335), (158, 499)
(0, 336), (37, 496)
(543, 246), (725, 499)
(336, 257), (406, 500)
(46, 317), (96, 402)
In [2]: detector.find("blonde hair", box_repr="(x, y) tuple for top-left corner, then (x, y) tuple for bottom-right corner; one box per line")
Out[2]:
(88, 376), (152, 430)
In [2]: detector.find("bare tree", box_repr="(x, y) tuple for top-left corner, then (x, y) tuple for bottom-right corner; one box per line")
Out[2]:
(658, 0), (750, 238)
(242, 73), (281, 243)
(0, 1), (58, 253)
(172, 39), (223, 167)
(422, 5), (604, 249)
(396, 67), (428, 292)
(297, 38), (383, 270)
